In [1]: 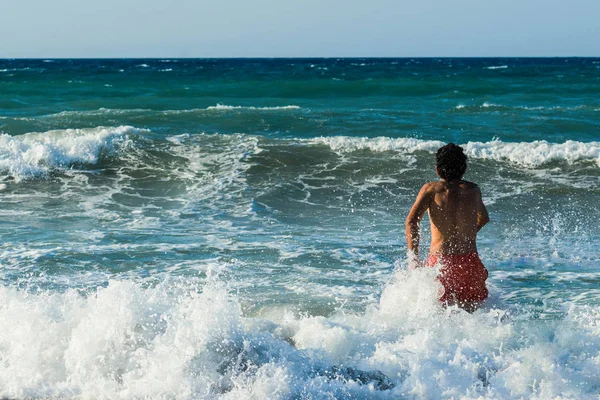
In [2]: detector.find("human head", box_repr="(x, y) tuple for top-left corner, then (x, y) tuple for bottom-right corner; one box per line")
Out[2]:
(435, 143), (467, 181)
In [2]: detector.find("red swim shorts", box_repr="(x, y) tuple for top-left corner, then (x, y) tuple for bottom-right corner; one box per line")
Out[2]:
(424, 253), (488, 304)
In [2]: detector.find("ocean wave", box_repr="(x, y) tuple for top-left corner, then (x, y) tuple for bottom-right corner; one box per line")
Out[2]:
(0, 126), (142, 181)
(482, 102), (502, 108)
(464, 139), (600, 167)
(454, 103), (506, 111)
(454, 103), (592, 112)
(0, 68), (31, 72)
(29, 105), (302, 120)
(165, 133), (262, 213)
(485, 65), (508, 70)
(206, 104), (301, 111)
(46, 108), (151, 118)
(1, 268), (599, 399)
(309, 136), (600, 167)
(310, 136), (444, 154)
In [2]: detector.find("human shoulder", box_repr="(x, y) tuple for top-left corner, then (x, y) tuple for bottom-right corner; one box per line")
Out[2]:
(418, 181), (439, 193)
(460, 180), (480, 190)
(412, 182), (438, 205)
(422, 181), (445, 193)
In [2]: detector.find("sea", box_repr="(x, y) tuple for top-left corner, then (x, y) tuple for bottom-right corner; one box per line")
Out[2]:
(0, 58), (599, 399)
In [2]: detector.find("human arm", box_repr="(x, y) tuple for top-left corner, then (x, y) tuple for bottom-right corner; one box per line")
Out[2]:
(475, 187), (489, 232)
(405, 184), (433, 261)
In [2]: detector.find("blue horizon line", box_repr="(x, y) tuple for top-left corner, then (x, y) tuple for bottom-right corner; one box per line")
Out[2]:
(1, 56), (600, 61)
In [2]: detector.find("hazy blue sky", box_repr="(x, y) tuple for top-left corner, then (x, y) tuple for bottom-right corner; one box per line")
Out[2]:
(2, 0), (599, 57)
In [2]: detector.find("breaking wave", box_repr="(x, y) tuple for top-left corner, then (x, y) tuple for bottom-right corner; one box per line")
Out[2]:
(0, 126), (141, 181)
(310, 136), (600, 168)
(1, 265), (599, 399)
(206, 104), (301, 111)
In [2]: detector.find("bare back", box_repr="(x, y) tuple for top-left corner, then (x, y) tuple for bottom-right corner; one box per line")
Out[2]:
(427, 181), (482, 254)
(405, 179), (489, 256)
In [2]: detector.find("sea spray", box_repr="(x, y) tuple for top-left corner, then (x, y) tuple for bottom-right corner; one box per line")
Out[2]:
(2, 264), (600, 398)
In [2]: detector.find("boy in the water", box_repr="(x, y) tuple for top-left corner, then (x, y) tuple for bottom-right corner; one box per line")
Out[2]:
(405, 143), (490, 312)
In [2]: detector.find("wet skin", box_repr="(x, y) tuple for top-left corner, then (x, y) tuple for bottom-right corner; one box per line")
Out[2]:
(405, 169), (489, 311)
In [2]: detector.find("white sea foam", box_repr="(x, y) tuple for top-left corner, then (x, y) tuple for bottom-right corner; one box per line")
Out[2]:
(0, 68), (30, 72)
(0, 126), (141, 181)
(34, 106), (300, 120)
(1, 266), (599, 399)
(206, 104), (301, 111)
(311, 136), (445, 154)
(0, 115), (34, 121)
(455, 103), (592, 112)
(516, 104), (588, 111)
(486, 65), (508, 70)
(44, 108), (151, 118)
(165, 133), (263, 217)
(464, 139), (600, 167)
(453, 102), (505, 110)
(310, 136), (600, 168)
(482, 102), (502, 108)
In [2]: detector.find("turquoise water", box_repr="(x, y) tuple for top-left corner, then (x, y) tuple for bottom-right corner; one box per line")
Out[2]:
(1, 58), (599, 398)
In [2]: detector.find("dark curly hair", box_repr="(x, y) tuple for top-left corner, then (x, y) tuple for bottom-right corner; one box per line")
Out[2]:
(436, 143), (467, 181)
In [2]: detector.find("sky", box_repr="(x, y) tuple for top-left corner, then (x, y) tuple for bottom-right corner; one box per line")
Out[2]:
(1, 0), (599, 58)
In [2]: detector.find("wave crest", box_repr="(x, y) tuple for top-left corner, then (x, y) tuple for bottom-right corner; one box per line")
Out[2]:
(0, 126), (142, 181)
(311, 136), (444, 154)
(206, 104), (301, 111)
(2, 271), (600, 398)
(309, 136), (600, 168)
